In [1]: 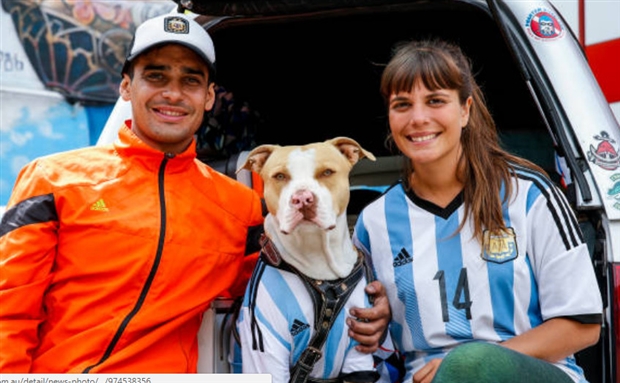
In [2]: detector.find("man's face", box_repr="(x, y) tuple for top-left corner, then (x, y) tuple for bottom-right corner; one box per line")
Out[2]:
(119, 44), (215, 154)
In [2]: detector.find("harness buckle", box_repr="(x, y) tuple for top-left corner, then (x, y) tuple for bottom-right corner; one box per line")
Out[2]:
(299, 346), (323, 367)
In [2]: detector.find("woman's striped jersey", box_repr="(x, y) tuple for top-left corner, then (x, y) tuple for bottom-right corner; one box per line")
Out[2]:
(352, 167), (603, 383)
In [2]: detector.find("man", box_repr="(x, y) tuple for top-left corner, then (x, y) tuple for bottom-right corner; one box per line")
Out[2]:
(0, 12), (388, 373)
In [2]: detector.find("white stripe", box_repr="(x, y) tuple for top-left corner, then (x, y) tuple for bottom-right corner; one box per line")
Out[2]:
(411, 205), (448, 347)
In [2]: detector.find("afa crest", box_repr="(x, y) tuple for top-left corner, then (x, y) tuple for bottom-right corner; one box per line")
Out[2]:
(481, 228), (518, 264)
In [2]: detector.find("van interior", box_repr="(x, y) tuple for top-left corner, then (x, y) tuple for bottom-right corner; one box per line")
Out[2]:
(200, 1), (554, 180)
(199, 0), (561, 241)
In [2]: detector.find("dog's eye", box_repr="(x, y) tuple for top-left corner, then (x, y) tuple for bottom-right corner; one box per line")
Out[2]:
(321, 169), (334, 177)
(274, 173), (287, 181)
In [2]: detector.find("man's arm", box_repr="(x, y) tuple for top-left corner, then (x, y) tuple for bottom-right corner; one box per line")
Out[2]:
(0, 160), (58, 371)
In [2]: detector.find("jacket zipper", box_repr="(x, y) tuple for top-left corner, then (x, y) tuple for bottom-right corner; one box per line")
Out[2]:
(83, 155), (170, 372)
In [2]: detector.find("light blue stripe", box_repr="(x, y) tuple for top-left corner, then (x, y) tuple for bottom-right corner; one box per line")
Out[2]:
(522, 180), (543, 328)
(487, 263), (516, 340)
(354, 210), (371, 252)
(525, 181), (542, 214)
(435, 211), (472, 340)
(350, 185), (390, 193)
(487, 183), (516, 340)
(389, 320), (405, 355)
(261, 267), (306, 356)
(323, 312), (347, 377)
(525, 254), (543, 327)
(242, 261), (264, 308)
(563, 356), (585, 377)
(231, 331), (243, 373)
(255, 305), (291, 351)
(385, 186), (430, 350)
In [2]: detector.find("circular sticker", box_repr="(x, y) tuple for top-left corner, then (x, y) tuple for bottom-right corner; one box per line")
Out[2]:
(525, 8), (565, 41)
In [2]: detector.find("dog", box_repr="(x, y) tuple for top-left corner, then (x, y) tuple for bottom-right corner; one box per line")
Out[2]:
(235, 137), (378, 383)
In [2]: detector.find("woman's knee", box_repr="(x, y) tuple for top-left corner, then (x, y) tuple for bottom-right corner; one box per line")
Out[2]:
(433, 343), (508, 382)
(433, 342), (572, 383)
(448, 342), (501, 365)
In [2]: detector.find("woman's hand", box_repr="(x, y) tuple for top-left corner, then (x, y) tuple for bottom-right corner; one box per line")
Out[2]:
(347, 280), (391, 353)
(413, 358), (442, 383)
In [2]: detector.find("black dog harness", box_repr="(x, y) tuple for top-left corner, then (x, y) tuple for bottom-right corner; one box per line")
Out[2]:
(245, 234), (378, 383)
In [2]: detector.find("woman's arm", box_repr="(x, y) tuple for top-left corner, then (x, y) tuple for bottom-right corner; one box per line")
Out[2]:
(500, 317), (600, 362)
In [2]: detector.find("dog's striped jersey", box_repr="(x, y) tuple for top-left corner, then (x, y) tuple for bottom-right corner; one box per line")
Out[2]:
(352, 167), (603, 383)
(235, 260), (377, 383)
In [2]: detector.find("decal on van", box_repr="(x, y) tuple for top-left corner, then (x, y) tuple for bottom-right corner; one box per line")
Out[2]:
(525, 8), (565, 41)
(588, 131), (620, 171)
(609, 174), (620, 211)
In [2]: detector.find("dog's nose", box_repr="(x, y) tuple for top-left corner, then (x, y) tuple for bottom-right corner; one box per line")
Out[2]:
(291, 189), (315, 208)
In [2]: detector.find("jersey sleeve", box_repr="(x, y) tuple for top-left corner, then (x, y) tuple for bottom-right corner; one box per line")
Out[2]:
(237, 296), (292, 383)
(0, 159), (59, 371)
(352, 210), (371, 256)
(526, 182), (602, 323)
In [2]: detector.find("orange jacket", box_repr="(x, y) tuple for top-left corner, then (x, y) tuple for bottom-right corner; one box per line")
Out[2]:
(0, 123), (264, 373)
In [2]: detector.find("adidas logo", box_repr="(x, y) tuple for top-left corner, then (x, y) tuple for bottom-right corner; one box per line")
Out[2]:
(393, 248), (413, 267)
(290, 319), (310, 336)
(90, 199), (109, 212)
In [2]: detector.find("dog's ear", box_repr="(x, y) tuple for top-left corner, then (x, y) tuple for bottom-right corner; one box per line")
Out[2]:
(326, 137), (377, 166)
(237, 145), (280, 174)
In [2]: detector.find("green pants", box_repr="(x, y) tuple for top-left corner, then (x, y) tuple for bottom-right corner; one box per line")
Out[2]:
(431, 342), (575, 383)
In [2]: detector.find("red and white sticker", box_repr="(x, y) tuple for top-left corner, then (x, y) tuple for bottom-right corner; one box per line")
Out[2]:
(525, 8), (565, 41)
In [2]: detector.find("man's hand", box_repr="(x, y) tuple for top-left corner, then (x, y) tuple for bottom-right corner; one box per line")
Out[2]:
(346, 280), (391, 353)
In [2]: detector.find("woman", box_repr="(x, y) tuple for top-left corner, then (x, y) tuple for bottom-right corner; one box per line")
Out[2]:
(353, 39), (602, 383)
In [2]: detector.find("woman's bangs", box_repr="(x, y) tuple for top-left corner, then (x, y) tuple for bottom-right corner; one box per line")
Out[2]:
(389, 62), (419, 95)
(419, 57), (461, 91)
(385, 53), (461, 96)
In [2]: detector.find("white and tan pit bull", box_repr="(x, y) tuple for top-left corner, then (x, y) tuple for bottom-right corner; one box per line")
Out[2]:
(235, 137), (378, 383)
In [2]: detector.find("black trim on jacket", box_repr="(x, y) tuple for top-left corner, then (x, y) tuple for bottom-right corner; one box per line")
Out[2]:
(0, 194), (57, 237)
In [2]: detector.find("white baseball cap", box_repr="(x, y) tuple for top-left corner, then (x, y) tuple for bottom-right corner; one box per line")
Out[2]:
(122, 13), (216, 76)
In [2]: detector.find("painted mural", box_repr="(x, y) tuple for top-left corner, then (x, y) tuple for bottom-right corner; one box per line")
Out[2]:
(0, 0), (172, 207)
(2, 0), (173, 103)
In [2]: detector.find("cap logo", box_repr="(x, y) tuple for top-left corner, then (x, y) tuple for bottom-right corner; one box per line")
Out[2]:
(164, 16), (190, 34)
